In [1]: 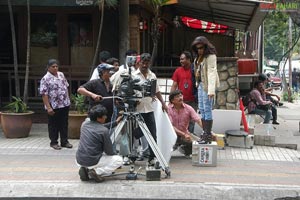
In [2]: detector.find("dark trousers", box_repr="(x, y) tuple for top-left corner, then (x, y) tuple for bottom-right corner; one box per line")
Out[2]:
(48, 106), (69, 146)
(140, 112), (156, 159)
(184, 100), (198, 133)
(271, 105), (277, 122)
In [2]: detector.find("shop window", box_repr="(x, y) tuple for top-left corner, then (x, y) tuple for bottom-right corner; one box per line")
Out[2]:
(69, 14), (93, 47)
(69, 14), (93, 65)
(31, 14), (57, 47)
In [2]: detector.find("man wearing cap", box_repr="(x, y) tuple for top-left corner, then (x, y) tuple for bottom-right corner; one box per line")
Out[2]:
(78, 63), (115, 122)
(90, 50), (111, 80)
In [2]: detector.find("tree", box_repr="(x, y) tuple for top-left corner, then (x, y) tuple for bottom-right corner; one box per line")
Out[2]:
(7, 0), (20, 98)
(118, 0), (129, 65)
(90, 0), (118, 76)
(264, 11), (300, 62)
(23, 0), (31, 104)
(146, 0), (169, 66)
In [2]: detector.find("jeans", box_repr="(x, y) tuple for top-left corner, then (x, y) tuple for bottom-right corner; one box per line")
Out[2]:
(198, 82), (214, 120)
(252, 108), (272, 123)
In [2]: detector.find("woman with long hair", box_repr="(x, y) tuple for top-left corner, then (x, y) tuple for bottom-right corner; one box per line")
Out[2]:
(191, 36), (220, 144)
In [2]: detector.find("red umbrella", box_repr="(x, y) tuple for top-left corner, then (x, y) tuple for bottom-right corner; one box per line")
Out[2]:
(181, 16), (228, 34)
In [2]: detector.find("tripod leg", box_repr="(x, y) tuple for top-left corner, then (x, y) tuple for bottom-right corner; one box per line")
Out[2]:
(110, 115), (128, 144)
(135, 116), (171, 178)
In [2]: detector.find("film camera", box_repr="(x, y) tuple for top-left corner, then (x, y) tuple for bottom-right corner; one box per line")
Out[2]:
(118, 75), (157, 99)
(116, 55), (157, 104)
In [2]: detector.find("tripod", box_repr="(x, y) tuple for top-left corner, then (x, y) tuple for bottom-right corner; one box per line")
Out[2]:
(110, 108), (171, 178)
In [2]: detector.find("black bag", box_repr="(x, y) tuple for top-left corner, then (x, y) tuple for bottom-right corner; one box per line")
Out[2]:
(242, 93), (253, 107)
(257, 104), (270, 111)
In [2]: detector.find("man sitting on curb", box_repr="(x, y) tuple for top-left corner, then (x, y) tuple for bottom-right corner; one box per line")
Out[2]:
(76, 104), (123, 183)
(167, 90), (203, 156)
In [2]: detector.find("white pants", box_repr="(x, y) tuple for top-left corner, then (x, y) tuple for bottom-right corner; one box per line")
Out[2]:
(88, 154), (123, 176)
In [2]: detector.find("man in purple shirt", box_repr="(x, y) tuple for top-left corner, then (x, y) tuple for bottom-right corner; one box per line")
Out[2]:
(167, 90), (202, 156)
(248, 80), (274, 124)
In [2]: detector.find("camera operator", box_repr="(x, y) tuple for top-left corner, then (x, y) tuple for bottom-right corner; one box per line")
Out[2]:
(78, 63), (115, 122)
(132, 53), (168, 166)
(76, 104), (123, 183)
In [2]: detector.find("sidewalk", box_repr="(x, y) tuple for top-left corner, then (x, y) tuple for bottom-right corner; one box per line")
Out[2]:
(0, 101), (300, 199)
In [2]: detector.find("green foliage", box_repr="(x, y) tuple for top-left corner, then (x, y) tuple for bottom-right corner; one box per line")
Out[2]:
(282, 91), (300, 103)
(71, 94), (87, 114)
(264, 11), (300, 62)
(4, 96), (28, 113)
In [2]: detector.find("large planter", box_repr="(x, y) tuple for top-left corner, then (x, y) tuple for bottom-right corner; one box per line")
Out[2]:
(68, 111), (87, 139)
(0, 111), (34, 138)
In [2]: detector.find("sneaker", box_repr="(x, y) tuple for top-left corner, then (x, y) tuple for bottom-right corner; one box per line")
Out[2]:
(136, 155), (144, 161)
(178, 145), (186, 155)
(61, 143), (73, 148)
(78, 167), (89, 181)
(50, 144), (62, 150)
(123, 156), (131, 165)
(272, 121), (280, 125)
(172, 143), (180, 151)
(88, 169), (105, 183)
(148, 158), (156, 166)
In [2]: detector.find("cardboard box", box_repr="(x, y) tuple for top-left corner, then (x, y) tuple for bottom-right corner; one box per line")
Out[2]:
(192, 141), (217, 167)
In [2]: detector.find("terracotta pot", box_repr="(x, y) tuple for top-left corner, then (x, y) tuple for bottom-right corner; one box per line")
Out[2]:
(0, 111), (34, 138)
(68, 111), (87, 139)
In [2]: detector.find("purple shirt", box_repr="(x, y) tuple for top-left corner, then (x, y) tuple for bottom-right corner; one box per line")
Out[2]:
(40, 71), (70, 109)
(248, 88), (270, 113)
(168, 103), (200, 135)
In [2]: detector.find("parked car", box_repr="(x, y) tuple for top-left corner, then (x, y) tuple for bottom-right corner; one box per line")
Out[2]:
(267, 72), (282, 90)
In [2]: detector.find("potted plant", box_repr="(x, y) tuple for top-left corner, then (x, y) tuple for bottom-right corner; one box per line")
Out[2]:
(0, 96), (34, 138)
(68, 93), (88, 139)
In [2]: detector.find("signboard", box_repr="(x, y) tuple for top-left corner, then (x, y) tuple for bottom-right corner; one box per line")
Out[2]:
(76, 0), (93, 6)
(199, 146), (213, 165)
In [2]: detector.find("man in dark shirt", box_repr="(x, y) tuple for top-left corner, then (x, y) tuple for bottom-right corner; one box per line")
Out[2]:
(78, 63), (115, 122)
(76, 104), (122, 182)
(292, 68), (300, 93)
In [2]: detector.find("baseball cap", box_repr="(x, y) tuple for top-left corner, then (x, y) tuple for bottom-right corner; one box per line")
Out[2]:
(258, 73), (268, 81)
(97, 63), (114, 72)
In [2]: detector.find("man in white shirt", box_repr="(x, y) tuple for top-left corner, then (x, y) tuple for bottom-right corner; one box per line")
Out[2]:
(132, 53), (168, 165)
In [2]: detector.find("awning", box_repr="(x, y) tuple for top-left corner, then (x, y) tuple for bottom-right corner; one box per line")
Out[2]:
(167, 0), (269, 31)
(181, 16), (228, 34)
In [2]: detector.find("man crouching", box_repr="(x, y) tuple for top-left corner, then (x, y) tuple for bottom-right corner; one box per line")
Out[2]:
(76, 104), (122, 182)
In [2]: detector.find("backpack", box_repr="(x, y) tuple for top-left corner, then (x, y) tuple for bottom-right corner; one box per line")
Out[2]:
(242, 93), (254, 107)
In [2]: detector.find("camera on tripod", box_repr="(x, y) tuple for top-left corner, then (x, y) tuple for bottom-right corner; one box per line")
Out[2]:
(118, 75), (157, 99)
(116, 55), (157, 103)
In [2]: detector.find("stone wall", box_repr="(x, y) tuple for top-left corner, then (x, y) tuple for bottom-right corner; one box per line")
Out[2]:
(215, 57), (239, 110)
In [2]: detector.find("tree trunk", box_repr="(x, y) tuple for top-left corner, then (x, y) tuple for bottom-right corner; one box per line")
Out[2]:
(8, 0), (20, 98)
(150, 4), (160, 66)
(119, 0), (129, 65)
(23, 0), (31, 104)
(288, 17), (293, 102)
(90, 1), (105, 76)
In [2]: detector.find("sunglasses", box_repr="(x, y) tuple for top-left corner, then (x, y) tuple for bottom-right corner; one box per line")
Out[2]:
(196, 46), (205, 50)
